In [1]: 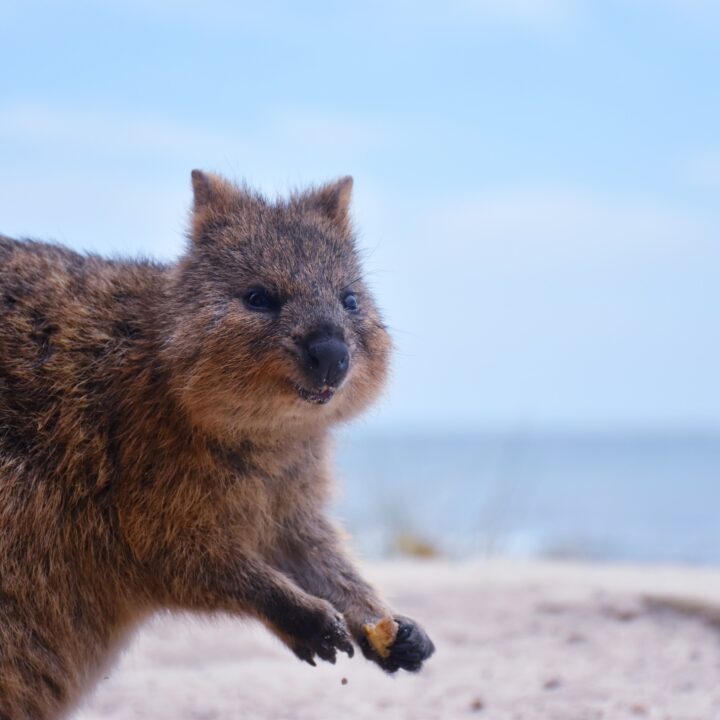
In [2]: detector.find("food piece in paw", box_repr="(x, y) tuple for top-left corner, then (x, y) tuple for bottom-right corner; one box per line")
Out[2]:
(363, 616), (399, 658)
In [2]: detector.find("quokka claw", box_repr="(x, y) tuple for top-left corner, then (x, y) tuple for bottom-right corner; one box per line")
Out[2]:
(291, 609), (354, 667)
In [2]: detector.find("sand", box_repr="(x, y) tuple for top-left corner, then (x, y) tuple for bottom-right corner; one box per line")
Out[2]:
(75, 560), (720, 720)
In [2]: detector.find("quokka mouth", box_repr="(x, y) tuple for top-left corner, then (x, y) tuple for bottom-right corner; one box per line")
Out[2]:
(294, 383), (336, 405)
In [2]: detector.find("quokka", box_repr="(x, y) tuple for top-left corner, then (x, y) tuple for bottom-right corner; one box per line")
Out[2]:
(0, 171), (435, 719)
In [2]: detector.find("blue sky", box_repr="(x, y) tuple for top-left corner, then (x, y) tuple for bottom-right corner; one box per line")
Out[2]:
(2, 0), (719, 431)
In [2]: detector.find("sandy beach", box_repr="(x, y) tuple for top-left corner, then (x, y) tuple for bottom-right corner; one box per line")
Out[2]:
(75, 560), (720, 720)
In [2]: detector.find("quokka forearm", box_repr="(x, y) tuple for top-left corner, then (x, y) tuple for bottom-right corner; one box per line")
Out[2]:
(274, 514), (436, 672)
(154, 547), (355, 665)
(274, 516), (391, 631)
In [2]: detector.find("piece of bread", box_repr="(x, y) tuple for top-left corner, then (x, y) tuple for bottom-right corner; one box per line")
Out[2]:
(363, 616), (399, 658)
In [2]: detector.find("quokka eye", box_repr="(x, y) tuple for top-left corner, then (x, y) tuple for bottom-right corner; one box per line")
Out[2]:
(243, 288), (280, 313)
(343, 293), (359, 312)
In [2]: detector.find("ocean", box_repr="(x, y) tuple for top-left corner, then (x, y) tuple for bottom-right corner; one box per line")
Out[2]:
(332, 432), (720, 565)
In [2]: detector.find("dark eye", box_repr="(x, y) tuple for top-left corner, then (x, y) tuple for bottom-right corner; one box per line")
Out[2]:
(343, 293), (359, 312)
(243, 288), (279, 313)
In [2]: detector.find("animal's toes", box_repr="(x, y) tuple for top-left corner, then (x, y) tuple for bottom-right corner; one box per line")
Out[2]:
(292, 644), (317, 667)
(385, 617), (435, 672)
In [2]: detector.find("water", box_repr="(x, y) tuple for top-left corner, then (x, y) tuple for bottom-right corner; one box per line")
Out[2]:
(332, 432), (720, 565)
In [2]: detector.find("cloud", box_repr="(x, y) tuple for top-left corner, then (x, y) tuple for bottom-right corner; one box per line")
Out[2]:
(0, 101), (397, 258)
(362, 185), (720, 429)
(0, 102), (237, 159)
(375, 186), (715, 283)
(0, 102), (391, 182)
(2, 101), (711, 274)
(369, 185), (717, 347)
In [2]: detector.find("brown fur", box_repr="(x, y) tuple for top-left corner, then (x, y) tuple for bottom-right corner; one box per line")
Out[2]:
(0, 171), (434, 720)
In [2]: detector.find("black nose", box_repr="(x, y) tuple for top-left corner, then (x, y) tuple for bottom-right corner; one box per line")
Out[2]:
(305, 336), (350, 387)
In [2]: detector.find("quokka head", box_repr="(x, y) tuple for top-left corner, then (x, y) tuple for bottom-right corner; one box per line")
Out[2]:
(163, 170), (391, 436)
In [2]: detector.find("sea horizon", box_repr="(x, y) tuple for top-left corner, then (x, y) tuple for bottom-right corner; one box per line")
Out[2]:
(333, 429), (720, 566)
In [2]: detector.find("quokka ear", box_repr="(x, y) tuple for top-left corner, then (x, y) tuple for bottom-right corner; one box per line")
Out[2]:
(191, 169), (237, 211)
(189, 170), (249, 245)
(305, 176), (354, 228)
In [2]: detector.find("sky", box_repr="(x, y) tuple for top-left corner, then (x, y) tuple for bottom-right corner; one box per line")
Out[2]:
(1, 0), (719, 433)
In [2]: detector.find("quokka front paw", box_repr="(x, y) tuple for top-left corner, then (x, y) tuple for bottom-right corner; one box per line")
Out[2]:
(289, 605), (355, 667)
(361, 615), (435, 673)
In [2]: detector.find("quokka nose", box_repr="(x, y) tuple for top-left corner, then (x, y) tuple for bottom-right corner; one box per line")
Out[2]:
(306, 337), (350, 387)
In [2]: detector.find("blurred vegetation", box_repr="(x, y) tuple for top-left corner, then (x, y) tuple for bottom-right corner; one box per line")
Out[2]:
(392, 532), (440, 559)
